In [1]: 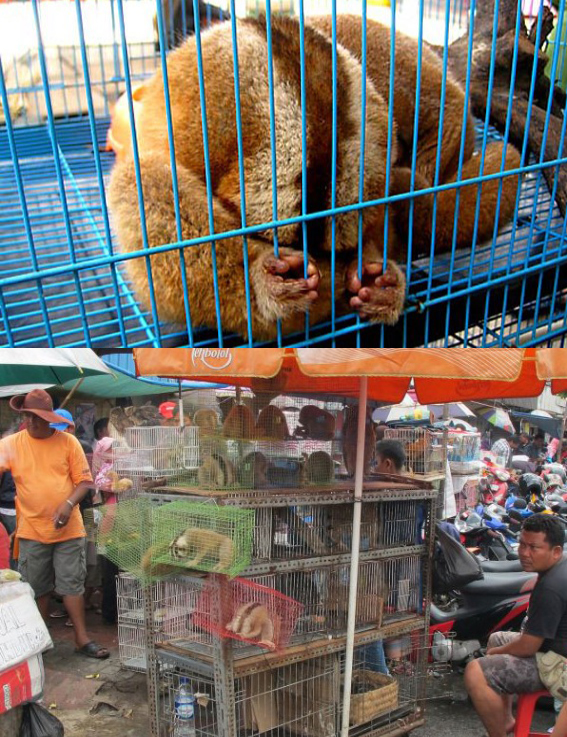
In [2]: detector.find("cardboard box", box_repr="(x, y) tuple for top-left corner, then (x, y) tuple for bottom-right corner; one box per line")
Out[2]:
(0, 655), (44, 714)
(0, 582), (52, 673)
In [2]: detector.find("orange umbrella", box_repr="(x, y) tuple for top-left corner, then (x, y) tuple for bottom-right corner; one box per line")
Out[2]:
(133, 347), (566, 401)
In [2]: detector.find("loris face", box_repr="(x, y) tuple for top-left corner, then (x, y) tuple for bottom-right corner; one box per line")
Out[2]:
(169, 531), (191, 560)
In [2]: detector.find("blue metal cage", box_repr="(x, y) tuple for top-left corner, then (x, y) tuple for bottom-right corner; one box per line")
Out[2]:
(0, 0), (566, 347)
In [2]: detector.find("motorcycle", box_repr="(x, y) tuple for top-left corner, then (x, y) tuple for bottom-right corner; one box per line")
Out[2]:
(455, 512), (519, 560)
(430, 524), (536, 663)
(479, 463), (511, 505)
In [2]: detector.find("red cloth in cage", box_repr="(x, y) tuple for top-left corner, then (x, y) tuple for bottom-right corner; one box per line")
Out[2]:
(192, 576), (304, 651)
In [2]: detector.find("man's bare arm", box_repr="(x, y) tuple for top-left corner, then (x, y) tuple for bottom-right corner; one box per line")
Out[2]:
(487, 633), (544, 657)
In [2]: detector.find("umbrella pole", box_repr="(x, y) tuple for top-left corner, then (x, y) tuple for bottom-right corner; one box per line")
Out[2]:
(59, 377), (85, 409)
(340, 375), (368, 737)
(177, 381), (184, 426)
(558, 402), (567, 462)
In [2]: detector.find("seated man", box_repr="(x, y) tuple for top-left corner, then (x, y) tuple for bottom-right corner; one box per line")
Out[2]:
(464, 514), (567, 737)
(375, 439), (407, 475)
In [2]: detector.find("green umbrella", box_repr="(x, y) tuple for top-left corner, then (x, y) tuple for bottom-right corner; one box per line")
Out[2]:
(0, 349), (112, 387)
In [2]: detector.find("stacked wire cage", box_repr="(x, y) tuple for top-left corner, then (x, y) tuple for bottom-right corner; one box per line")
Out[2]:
(2, 0), (567, 348)
(138, 436), (438, 737)
(447, 430), (482, 513)
(151, 486), (437, 737)
(383, 427), (446, 478)
(165, 396), (367, 492)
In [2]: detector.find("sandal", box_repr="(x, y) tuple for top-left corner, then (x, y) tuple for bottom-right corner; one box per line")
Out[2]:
(65, 619), (74, 628)
(49, 609), (67, 619)
(75, 641), (110, 659)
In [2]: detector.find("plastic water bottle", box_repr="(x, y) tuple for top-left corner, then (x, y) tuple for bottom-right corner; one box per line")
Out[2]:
(174, 677), (196, 737)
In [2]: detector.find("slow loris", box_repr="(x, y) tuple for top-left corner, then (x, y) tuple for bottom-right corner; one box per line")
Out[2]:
(141, 527), (234, 576)
(107, 14), (520, 340)
(226, 601), (278, 650)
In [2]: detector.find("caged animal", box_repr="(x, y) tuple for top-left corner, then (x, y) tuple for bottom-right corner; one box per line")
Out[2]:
(193, 408), (221, 433)
(169, 527), (234, 572)
(238, 451), (269, 489)
(198, 452), (237, 488)
(225, 601), (277, 650)
(107, 15), (520, 340)
(108, 403), (162, 440)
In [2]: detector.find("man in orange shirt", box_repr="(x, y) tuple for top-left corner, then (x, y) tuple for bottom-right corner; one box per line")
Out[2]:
(0, 389), (109, 659)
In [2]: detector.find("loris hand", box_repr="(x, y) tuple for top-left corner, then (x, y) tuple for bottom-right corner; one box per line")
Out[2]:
(53, 501), (74, 530)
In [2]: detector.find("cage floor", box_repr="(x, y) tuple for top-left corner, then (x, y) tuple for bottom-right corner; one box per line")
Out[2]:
(0, 116), (565, 347)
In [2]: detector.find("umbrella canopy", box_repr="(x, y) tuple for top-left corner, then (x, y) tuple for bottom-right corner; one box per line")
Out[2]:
(0, 349), (112, 387)
(477, 406), (516, 433)
(373, 403), (435, 423)
(372, 395), (474, 423)
(133, 347), (567, 401)
(434, 419), (477, 432)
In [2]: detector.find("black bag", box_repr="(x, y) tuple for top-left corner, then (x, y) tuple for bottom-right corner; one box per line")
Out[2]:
(432, 523), (484, 594)
(19, 703), (64, 737)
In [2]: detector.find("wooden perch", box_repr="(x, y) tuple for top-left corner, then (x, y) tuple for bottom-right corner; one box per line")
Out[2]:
(446, 0), (567, 216)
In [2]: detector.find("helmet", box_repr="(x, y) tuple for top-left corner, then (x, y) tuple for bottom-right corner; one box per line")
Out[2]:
(545, 473), (565, 490)
(519, 473), (544, 499)
(543, 464), (567, 483)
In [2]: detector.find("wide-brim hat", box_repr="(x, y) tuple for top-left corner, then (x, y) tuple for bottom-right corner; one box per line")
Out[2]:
(9, 389), (72, 426)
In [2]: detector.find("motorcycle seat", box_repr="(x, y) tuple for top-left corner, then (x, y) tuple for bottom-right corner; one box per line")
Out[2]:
(462, 571), (536, 596)
(481, 559), (523, 573)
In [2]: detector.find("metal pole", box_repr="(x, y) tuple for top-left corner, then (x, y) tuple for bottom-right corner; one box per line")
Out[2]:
(340, 375), (368, 737)
(558, 398), (567, 462)
(178, 380), (184, 426)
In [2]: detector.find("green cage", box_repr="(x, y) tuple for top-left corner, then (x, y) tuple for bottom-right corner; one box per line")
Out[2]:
(147, 500), (255, 578)
(96, 498), (155, 579)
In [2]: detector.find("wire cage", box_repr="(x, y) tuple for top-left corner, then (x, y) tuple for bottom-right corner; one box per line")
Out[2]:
(2, 0), (566, 348)
(249, 498), (424, 564)
(383, 428), (446, 477)
(147, 499), (255, 578)
(112, 424), (200, 478)
(157, 653), (341, 737)
(192, 574), (304, 651)
(96, 496), (154, 577)
(117, 572), (203, 671)
(157, 638), (429, 737)
(158, 662), (218, 737)
(166, 397), (345, 491)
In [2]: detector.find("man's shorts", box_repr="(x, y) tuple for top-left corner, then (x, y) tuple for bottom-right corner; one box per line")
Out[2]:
(18, 537), (87, 598)
(477, 631), (544, 695)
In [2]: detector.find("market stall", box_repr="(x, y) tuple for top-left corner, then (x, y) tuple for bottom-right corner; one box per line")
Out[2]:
(97, 347), (567, 737)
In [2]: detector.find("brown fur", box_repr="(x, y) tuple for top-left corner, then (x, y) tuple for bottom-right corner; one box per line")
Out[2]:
(310, 15), (521, 255)
(296, 405), (336, 440)
(193, 408), (220, 433)
(107, 15), (520, 339)
(108, 403), (162, 441)
(226, 601), (277, 649)
(169, 527), (234, 572)
(222, 404), (256, 439)
(255, 405), (289, 440)
(238, 451), (269, 489)
(198, 452), (236, 488)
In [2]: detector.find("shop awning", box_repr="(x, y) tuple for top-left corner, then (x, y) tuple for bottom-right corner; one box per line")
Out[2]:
(133, 347), (567, 402)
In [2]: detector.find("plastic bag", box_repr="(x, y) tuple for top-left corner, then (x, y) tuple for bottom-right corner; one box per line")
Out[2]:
(19, 702), (64, 736)
(432, 523), (484, 594)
